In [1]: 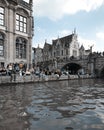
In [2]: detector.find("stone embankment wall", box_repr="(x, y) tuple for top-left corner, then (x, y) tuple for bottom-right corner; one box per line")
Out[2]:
(0, 74), (94, 85)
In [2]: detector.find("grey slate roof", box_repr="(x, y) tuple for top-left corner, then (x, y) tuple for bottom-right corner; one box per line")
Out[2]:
(52, 34), (74, 46)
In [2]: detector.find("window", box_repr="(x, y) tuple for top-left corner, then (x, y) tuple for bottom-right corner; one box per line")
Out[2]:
(56, 50), (60, 56)
(0, 7), (4, 26)
(16, 37), (27, 59)
(73, 50), (77, 57)
(61, 50), (63, 56)
(54, 52), (55, 57)
(0, 33), (4, 56)
(16, 14), (27, 33)
(66, 49), (68, 55)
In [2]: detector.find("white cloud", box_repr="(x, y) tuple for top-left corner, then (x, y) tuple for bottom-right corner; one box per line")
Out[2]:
(33, 0), (104, 20)
(96, 32), (104, 40)
(78, 36), (96, 51)
(36, 26), (45, 33)
(95, 31), (104, 52)
(58, 30), (72, 36)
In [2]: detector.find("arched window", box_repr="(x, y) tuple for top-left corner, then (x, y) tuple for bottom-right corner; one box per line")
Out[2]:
(0, 33), (4, 56)
(16, 37), (27, 59)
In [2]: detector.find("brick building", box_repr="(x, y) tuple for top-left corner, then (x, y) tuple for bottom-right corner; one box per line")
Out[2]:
(0, 0), (34, 68)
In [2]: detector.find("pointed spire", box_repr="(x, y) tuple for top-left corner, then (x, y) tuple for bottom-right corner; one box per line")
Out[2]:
(81, 44), (85, 50)
(74, 28), (76, 34)
(57, 35), (60, 41)
(45, 39), (47, 43)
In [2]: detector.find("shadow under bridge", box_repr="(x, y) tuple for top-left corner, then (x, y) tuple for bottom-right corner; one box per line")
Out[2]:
(61, 63), (82, 74)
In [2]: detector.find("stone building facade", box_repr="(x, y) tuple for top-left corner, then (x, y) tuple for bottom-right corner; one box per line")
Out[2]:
(32, 30), (91, 71)
(79, 45), (91, 59)
(33, 30), (81, 64)
(51, 30), (79, 61)
(32, 45), (43, 65)
(0, 0), (34, 68)
(43, 41), (52, 62)
(41, 29), (80, 63)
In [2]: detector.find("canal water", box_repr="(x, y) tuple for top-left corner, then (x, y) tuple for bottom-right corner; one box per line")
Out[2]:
(0, 79), (104, 130)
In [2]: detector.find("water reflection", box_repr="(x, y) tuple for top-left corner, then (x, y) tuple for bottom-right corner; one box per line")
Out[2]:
(0, 79), (104, 130)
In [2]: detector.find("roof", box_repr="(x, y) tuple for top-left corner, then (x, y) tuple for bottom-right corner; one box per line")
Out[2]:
(52, 34), (74, 46)
(79, 45), (85, 50)
(85, 49), (90, 53)
(44, 42), (52, 50)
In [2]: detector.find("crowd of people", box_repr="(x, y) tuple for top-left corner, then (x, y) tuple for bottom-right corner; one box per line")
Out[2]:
(0, 63), (52, 76)
(0, 63), (63, 80)
(0, 63), (27, 76)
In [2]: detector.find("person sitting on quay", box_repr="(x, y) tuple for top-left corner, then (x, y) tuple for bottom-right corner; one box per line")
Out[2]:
(0, 67), (7, 76)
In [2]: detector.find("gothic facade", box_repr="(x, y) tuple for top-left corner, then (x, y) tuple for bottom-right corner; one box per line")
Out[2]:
(42, 30), (80, 62)
(51, 30), (79, 61)
(32, 30), (91, 70)
(0, 0), (34, 68)
(79, 45), (91, 59)
(32, 45), (43, 65)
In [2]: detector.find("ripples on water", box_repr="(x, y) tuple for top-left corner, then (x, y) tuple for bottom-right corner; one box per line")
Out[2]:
(0, 79), (104, 130)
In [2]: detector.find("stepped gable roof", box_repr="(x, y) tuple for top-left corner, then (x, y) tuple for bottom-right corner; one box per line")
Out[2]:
(52, 34), (74, 46)
(44, 42), (52, 51)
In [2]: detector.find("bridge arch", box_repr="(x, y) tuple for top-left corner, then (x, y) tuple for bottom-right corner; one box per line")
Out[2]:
(61, 62), (82, 74)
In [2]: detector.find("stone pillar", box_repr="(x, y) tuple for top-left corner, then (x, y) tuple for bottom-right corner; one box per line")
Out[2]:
(87, 62), (94, 76)
(7, 6), (14, 63)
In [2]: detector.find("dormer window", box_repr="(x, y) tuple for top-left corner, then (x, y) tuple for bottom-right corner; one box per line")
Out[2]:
(16, 14), (27, 33)
(0, 7), (4, 26)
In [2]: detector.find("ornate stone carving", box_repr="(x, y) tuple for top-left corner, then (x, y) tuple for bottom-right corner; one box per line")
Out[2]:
(16, 7), (29, 16)
(0, 0), (7, 6)
(7, 0), (18, 6)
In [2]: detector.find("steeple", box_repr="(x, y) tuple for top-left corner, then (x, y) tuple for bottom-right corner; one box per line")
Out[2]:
(45, 39), (47, 43)
(74, 28), (76, 34)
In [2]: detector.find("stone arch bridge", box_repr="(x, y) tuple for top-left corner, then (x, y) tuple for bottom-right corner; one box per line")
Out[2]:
(53, 56), (104, 77)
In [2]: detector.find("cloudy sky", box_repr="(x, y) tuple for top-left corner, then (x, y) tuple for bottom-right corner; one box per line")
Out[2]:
(25, 0), (104, 52)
